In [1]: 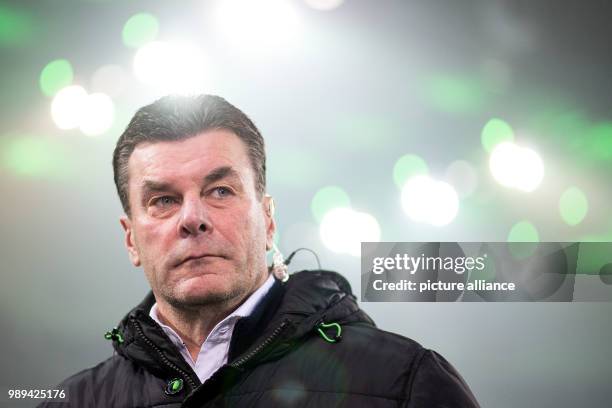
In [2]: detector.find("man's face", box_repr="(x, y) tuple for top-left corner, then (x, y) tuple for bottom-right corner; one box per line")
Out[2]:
(120, 130), (275, 309)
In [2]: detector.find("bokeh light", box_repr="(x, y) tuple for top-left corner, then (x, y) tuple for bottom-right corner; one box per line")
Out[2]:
(319, 207), (381, 257)
(213, 0), (301, 52)
(585, 122), (612, 161)
(444, 160), (478, 198)
(0, 5), (34, 46)
(310, 186), (351, 223)
(468, 253), (497, 283)
(401, 175), (459, 226)
(39, 59), (73, 97)
(122, 12), (159, 48)
(559, 187), (588, 226)
(507, 220), (539, 258)
(90, 64), (128, 97)
(508, 220), (539, 242)
(51, 85), (88, 130)
(1, 135), (71, 179)
(489, 141), (544, 192)
(79, 93), (115, 136)
(481, 118), (514, 152)
(50, 86), (114, 135)
(393, 154), (428, 188)
(600, 264), (612, 285)
(133, 41), (208, 93)
(424, 74), (485, 114)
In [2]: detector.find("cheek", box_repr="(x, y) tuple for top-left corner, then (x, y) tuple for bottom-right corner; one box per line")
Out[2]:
(219, 206), (265, 248)
(245, 208), (269, 249)
(134, 220), (173, 261)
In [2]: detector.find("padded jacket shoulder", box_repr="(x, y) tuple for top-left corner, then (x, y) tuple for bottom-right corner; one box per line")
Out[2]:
(39, 270), (480, 408)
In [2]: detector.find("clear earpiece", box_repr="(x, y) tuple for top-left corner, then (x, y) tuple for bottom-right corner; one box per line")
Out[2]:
(271, 242), (289, 282)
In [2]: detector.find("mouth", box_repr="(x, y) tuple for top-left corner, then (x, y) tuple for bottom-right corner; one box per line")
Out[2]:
(176, 254), (225, 267)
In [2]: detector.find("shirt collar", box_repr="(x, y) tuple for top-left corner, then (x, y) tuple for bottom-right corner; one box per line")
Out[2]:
(149, 274), (276, 347)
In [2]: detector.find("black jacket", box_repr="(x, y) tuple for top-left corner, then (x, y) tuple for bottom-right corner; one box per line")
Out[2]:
(40, 270), (480, 407)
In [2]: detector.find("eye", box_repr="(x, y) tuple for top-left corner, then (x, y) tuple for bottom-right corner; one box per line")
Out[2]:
(211, 186), (233, 198)
(152, 196), (178, 208)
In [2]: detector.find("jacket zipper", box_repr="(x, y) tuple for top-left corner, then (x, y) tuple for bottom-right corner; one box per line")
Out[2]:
(230, 320), (290, 368)
(229, 299), (343, 369)
(130, 317), (199, 390)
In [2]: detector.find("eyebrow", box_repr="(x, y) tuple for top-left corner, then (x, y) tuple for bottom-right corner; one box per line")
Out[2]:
(203, 166), (240, 185)
(139, 180), (176, 207)
(139, 166), (242, 206)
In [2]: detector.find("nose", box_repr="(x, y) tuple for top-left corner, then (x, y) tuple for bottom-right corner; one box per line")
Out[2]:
(177, 195), (212, 238)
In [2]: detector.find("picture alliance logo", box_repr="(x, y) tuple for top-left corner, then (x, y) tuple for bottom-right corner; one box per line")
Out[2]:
(371, 253), (488, 275)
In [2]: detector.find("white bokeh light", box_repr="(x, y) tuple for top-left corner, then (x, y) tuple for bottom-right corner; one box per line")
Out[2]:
(91, 64), (128, 97)
(79, 93), (115, 136)
(51, 85), (88, 130)
(401, 175), (459, 226)
(489, 141), (544, 192)
(319, 207), (381, 257)
(214, 0), (301, 52)
(444, 160), (478, 198)
(51, 86), (115, 136)
(133, 41), (208, 93)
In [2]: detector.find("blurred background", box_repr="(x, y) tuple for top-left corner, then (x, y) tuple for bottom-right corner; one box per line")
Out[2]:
(1, 0), (612, 407)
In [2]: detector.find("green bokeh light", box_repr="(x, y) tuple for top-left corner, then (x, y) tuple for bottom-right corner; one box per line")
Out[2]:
(468, 254), (496, 283)
(481, 118), (514, 152)
(507, 221), (539, 259)
(549, 111), (590, 149)
(310, 186), (351, 223)
(39, 59), (73, 97)
(122, 12), (159, 48)
(0, 5), (34, 46)
(559, 187), (588, 226)
(576, 242), (612, 276)
(1, 135), (72, 180)
(580, 231), (612, 242)
(585, 122), (612, 161)
(424, 74), (485, 114)
(393, 154), (428, 188)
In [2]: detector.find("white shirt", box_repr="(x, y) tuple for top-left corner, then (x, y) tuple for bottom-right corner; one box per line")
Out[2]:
(149, 274), (275, 383)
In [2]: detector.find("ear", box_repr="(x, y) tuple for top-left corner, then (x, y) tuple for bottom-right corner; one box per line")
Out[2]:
(120, 216), (141, 267)
(263, 195), (277, 251)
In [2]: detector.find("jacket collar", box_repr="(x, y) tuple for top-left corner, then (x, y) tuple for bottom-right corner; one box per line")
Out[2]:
(111, 270), (374, 388)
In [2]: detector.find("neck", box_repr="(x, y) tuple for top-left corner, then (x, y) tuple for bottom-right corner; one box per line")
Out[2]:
(154, 273), (269, 362)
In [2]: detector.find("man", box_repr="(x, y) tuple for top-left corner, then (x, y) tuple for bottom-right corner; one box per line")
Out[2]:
(41, 95), (480, 407)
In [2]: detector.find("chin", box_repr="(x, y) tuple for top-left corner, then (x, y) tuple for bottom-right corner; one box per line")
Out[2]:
(172, 274), (245, 307)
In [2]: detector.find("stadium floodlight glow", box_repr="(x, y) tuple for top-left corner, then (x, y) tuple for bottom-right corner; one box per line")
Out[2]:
(489, 142), (544, 192)
(304, 0), (345, 11)
(213, 0), (301, 52)
(79, 93), (115, 136)
(51, 85), (88, 130)
(319, 207), (381, 257)
(133, 41), (208, 93)
(51, 85), (115, 136)
(401, 175), (459, 226)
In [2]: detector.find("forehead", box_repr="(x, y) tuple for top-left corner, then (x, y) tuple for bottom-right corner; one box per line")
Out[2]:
(127, 129), (252, 185)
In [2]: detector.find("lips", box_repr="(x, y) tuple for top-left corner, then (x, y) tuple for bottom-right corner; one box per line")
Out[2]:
(175, 253), (225, 267)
